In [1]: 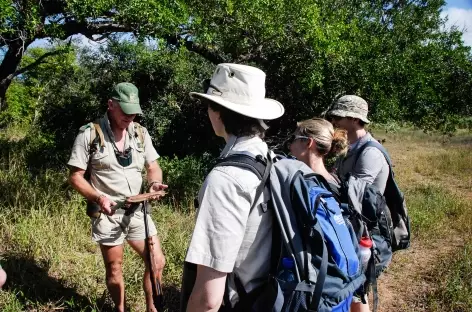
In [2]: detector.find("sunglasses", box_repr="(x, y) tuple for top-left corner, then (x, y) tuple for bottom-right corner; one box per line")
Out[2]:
(286, 134), (311, 147)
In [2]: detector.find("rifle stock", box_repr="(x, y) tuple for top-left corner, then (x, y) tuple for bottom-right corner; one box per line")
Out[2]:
(143, 200), (164, 311)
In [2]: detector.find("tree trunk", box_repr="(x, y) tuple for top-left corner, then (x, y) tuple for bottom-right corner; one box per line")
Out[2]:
(0, 41), (25, 111)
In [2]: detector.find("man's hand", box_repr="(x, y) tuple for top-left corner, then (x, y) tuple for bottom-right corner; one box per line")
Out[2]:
(97, 195), (117, 215)
(146, 160), (166, 201)
(148, 182), (168, 201)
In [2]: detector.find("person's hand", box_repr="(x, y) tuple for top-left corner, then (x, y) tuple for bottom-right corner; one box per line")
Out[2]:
(97, 195), (117, 215)
(148, 181), (168, 201)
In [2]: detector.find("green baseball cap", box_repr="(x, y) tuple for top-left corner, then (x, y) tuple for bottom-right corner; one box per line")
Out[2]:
(111, 82), (142, 115)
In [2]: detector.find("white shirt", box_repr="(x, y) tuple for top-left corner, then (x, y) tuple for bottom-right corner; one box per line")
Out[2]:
(185, 135), (273, 306)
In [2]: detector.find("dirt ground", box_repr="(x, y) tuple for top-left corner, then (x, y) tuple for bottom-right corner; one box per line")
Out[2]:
(371, 133), (468, 312)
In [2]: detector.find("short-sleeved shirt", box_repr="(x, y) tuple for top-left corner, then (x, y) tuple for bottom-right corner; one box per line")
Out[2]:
(185, 135), (272, 306)
(335, 132), (389, 193)
(67, 114), (159, 207)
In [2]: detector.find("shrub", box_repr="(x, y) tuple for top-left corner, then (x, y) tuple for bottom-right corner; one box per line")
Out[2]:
(158, 154), (213, 211)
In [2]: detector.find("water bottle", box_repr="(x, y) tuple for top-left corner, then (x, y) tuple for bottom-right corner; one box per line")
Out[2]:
(359, 237), (373, 273)
(277, 257), (296, 288)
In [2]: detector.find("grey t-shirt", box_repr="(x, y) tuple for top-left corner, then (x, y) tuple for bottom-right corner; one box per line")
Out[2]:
(185, 135), (272, 306)
(336, 132), (389, 193)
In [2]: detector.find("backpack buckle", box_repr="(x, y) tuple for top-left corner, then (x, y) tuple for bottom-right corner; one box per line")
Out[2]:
(260, 202), (268, 213)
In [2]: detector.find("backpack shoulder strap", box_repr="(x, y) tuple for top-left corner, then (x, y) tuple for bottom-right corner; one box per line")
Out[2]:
(215, 153), (266, 179)
(91, 121), (105, 149)
(81, 120), (104, 155)
(89, 123), (96, 147)
(303, 172), (341, 200)
(214, 152), (272, 211)
(133, 122), (145, 146)
(83, 120), (104, 181)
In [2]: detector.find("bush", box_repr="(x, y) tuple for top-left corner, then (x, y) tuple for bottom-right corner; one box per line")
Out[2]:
(158, 154), (213, 211)
(0, 127), (67, 174)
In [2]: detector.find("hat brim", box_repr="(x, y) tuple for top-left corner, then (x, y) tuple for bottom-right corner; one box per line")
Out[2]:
(190, 92), (284, 120)
(327, 109), (370, 124)
(119, 102), (143, 115)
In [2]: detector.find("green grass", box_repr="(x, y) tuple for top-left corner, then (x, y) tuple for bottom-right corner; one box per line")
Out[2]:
(406, 184), (472, 239)
(1, 128), (472, 311)
(428, 243), (472, 312)
(0, 165), (194, 311)
(414, 148), (472, 184)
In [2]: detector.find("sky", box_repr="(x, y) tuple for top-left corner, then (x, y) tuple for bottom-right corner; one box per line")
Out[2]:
(441, 0), (472, 46)
(23, 0), (472, 50)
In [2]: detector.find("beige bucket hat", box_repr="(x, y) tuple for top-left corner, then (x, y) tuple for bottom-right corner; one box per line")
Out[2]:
(327, 95), (370, 124)
(190, 63), (284, 120)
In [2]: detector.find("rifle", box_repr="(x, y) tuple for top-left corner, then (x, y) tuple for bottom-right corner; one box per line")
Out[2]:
(126, 191), (166, 311)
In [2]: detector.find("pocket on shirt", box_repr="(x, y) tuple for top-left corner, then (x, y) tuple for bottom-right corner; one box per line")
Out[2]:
(90, 149), (111, 170)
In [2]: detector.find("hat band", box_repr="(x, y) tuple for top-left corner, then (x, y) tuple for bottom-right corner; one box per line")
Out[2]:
(206, 86), (265, 106)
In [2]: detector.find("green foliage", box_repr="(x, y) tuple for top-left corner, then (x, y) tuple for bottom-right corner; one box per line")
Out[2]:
(2, 46), (78, 126)
(2, 0), (471, 161)
(158, 154), (213, 211)
(0, 0), (189, 44)
(1, 81), (36, 125)
(75, 40), (215, 157)
(179, 0), (472, 134)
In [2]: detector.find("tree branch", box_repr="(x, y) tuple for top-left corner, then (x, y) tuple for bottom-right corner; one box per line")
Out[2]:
(60, 20), (130, 40)
(12, 45), (70, 77)
(165, 34), (226, 64)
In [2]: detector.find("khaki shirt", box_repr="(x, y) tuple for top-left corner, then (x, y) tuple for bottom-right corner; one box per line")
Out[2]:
(335, 132), (389, 193)
(68, 114), (159, 207)
(185, 135), (272, 306)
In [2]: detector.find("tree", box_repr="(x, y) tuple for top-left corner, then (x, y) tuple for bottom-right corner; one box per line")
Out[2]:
(181, 0), (472, 131)
(0, 0), (189, 109)
(3, 0), (472, 162)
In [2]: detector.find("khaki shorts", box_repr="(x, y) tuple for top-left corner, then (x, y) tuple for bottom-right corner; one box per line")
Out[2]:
(91, 209), (157, 246)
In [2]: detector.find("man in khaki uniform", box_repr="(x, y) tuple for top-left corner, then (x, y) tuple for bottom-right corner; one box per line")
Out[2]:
(68, 82), (166, 312)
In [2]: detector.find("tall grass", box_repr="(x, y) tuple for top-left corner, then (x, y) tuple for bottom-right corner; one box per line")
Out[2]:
(406, 185), (472, 239)
(428, 243), (472, 312)
(1, 128), (472, 311)
(0, 163), (194, 311)
(414, 148), (472, 185)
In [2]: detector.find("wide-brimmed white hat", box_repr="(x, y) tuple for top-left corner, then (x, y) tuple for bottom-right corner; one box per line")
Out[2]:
(190, 63), (284, 120)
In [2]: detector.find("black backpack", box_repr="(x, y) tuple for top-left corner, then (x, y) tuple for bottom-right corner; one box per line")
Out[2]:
(334, 140), (411, 311)
(352, 140), (411, 252)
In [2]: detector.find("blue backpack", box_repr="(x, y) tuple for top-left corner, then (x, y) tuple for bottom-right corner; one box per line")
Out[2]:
(182, 153), (365, 312)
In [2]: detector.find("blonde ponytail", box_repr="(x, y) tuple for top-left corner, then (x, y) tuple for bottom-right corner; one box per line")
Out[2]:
(295, 118), (348, 158)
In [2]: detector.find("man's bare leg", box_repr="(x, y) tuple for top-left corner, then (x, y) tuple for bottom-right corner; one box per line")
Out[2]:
(100, 244), (125, 312)
(128, 235), (166, 312)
